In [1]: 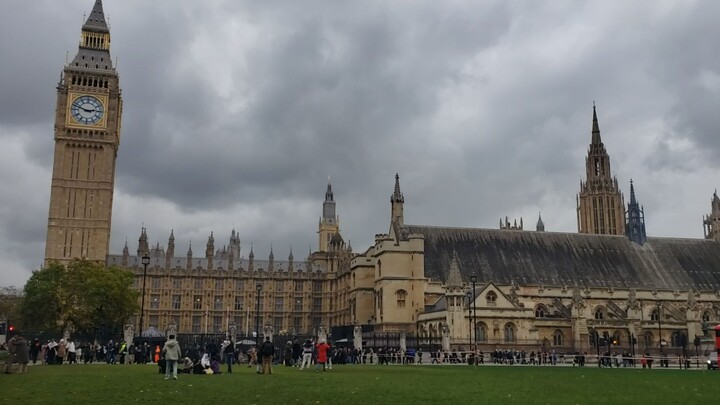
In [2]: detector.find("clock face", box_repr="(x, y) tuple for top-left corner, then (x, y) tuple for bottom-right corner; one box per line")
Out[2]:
(70, 95), (105, 125)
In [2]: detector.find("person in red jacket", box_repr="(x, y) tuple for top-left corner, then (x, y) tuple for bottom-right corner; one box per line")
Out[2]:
(315, 339), (331, 372)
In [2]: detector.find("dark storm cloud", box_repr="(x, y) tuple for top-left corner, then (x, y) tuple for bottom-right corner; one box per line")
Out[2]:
(1, 0), (719, 286)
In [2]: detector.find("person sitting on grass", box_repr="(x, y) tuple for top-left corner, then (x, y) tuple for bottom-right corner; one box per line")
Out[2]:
(180, 357), (194, 374)
(210, 355), (222, 375)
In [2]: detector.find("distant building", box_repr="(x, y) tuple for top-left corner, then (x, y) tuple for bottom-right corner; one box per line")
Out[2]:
(43, 2), (720, 354)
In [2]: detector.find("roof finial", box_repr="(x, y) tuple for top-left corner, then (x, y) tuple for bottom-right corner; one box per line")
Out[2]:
(591, 103), (601, 144)
(392, 173), (404, 203)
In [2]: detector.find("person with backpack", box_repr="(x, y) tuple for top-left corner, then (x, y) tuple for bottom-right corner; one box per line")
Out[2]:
(259, 336), (275, 375)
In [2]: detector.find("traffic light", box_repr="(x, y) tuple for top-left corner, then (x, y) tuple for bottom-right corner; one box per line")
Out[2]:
(8, 324), (15, 333)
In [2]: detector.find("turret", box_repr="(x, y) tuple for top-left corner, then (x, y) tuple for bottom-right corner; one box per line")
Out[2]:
(625, 180), (647, 245)
(391, 173), (405, 228)
(536, 213), (545, 232)
(703, 190), (720, 241)
(206, 232), (215, 270)
(186, 242), (193, 271)
(166, 230), (175, 268)
(137, 227), (149, 257)
(248, 244), (255, 272)
(318, 178), (341, 252)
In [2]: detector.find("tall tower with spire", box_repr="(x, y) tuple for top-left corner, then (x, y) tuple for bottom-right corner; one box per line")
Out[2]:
(625, 180), (647, 245)
(703, 191), (720, 242)
(44, 0), (123, 266)
(577, 105), (625, 235)
(318, 179), (340, 252)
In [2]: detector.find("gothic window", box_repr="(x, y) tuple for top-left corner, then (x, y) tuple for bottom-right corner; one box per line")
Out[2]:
(396, 290), (407, 308)
(594, 158), (600, 176)
(236, 279), (245, 290)
(671, 331), (686, 347)
(213, 316), (222, 332)
(275, 298), (284, 312)
(193, 295), (202, 310)
(504, 322), (517, 343)
(275, 281), (284, 291)
(214, 295), (223, 311)
(150, 294), (160, 309)
(191, 316), (201, 333)
(172, 278), (182, 289)
(294, 298), (303, 311)
(643, 332), (654, 348)
(535, 304), (548, 318)
(294, 281), (304, 291)
(234, 296), (243, 311)
(378, 260), (382, 277)
(486, 291), (497, 306)
(313, 298), (322, 312)
(151, 278), (161, 289)
(650, 308), (660, 321)
(215, 279), (224, 290)
(171, 294), (181, 310)
(594, 307), (606, 320)
(475, 322), (488, 342)
(553, 330), (564, 346)
(194, 278), (204, 289)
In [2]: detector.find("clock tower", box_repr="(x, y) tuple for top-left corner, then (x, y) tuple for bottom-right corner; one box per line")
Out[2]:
(44, 0), (122, 266)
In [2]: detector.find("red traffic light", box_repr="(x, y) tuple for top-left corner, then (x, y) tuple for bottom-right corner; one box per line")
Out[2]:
(8, 325), (14, 332)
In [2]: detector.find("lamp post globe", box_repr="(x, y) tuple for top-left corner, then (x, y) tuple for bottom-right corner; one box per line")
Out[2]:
(138, 254), (150, 337)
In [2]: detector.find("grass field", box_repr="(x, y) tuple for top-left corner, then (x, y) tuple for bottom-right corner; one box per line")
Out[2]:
(1, 363), (718, 405)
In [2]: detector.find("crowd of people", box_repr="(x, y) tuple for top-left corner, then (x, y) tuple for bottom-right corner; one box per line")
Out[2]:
(4, 330), (684, 375)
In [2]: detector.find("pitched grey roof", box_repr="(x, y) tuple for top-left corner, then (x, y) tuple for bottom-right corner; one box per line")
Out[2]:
(404, 225), (720, 291)
(83, 0), (109, 33)
(69, 48), (114, 72)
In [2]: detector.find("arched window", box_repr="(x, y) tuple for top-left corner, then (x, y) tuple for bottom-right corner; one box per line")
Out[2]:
(643, 331), (654, 348)
(486, 291), (497, 306)
(377, 260), (382, 278)
(702, 310), (712, 323)
(594, 307), (606, 320)
(396, 290), (407, 308)
(535, 304), (548, 318)
(650, 309), (660, 321)
(671, 331), (685, 347)
(475, 322), (488, 342)
(553, 330), (564, 346)
(504, 322), (516, 343)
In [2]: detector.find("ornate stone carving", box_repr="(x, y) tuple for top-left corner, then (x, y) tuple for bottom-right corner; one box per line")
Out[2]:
(571, 286), (585, 309)
(627, 289), (640, 311)
(687, 290), (700, 311)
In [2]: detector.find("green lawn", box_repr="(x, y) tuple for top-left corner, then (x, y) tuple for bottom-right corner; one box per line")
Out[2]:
(1, 363), (718, 405)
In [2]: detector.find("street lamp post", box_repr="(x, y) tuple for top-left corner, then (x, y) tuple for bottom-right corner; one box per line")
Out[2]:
(656, 301), (663, 355)
(138, 254), (150, 337)
(255, 283), (263, 343)
(466, 291), (472, 352)
(470, 274), (477, 353)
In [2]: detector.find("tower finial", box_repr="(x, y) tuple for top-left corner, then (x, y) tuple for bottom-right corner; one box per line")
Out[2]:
(591, 103), (601, 144)
(391, 173), (404, 203)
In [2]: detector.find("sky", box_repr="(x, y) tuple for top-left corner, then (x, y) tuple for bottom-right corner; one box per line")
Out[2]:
(1, 0), (719, 287)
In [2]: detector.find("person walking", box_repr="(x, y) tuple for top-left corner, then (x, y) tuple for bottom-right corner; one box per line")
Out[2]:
(299, 339), (313, 370)
(222, 336), (234, 374)
(14, 334), (29, 374)
(4, 334), (17, 374)
(67, 339), (77, 364)
(57, 339), (67, 365)
(259, 336), (275, 375)
(315, 339), (331, 372)
(161, 334), (182, 380)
